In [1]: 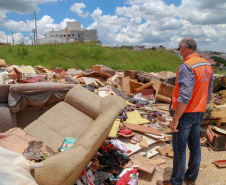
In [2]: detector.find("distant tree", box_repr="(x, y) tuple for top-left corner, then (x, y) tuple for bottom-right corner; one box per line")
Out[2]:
(120, 46), (132, 50)
(210, 56), (226, 66)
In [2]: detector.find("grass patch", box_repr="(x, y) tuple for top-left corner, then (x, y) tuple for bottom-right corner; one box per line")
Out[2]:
(214, 70), (226, 75)
(0, 43), (182, 72)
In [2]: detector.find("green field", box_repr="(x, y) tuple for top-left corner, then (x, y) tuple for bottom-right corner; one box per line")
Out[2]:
(0, 43), (182, 73)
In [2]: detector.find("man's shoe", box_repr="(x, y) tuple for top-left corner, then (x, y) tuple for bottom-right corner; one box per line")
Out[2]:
(184, 177), (195, 185)
(156, 180), (172, 185)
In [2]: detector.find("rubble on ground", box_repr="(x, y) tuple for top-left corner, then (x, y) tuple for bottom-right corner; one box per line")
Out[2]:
(0, 60), (226, 185)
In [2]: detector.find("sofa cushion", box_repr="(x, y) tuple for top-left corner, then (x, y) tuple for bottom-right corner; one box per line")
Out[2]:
(24, 101), (94, 152)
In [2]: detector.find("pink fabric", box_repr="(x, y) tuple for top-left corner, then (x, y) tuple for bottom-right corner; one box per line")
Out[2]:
(117, 169), (137, 185)
(120, 128), (132, 135)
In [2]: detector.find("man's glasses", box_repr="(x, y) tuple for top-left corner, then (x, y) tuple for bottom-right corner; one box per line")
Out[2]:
(177, 45), (187, 51)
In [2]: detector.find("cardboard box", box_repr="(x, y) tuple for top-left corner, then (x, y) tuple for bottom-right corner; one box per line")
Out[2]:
(124, 70), (140, 79)
(206, 125), (226, 151)
(117, 77), (130, 95)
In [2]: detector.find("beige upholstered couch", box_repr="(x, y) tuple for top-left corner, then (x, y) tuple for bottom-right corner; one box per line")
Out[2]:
(0, 83), (76, 132)
(24, 85), (126, 185)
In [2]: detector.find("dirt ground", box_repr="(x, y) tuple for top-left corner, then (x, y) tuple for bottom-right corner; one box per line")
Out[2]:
(137, 146), (226, 185)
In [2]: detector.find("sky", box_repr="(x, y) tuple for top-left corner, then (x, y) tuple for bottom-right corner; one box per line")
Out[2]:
(0, 0), (226, 52)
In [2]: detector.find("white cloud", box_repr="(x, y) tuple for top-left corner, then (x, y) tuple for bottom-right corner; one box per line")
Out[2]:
(0, 31), (26, 45)
(90, 7), (102, 21)
(125, 0), (156, 5)
(70, 2), (89, 18)
(179, 0), (226, 25)
(116, 1), (178, 21)
(0, 9), (7, 20)
(2, 15), (76, 44)
(113, 0), (226, 52)
(88, 7), (129, 45)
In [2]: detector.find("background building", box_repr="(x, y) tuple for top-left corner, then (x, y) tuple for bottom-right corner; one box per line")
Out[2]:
(38, 22), (98, 44)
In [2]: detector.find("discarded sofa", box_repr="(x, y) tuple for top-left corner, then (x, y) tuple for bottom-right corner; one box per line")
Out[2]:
(0, 83), (76, 132)
(24, 85), (126, 185)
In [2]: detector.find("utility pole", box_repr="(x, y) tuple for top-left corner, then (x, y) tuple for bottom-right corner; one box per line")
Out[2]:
(22, 37), (24, 44)
(12, 32), (14, 45)
(32, 29), (36, 44)
(7, 36), (8, 44)
(45, 34), (46, 38)
(34, 11), (38, 43)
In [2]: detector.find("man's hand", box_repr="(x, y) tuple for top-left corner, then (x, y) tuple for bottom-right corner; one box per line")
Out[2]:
(170, 102), (187, 132)
(170, 118), (179, 132)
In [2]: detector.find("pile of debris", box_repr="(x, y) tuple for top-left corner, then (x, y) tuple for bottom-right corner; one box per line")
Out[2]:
(0, 60), (226, 185)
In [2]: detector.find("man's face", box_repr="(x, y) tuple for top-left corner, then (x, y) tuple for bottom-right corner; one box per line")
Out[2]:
(178, 43), (186, 59)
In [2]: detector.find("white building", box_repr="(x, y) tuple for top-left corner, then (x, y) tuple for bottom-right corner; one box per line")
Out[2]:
(38, 22), (98, 44)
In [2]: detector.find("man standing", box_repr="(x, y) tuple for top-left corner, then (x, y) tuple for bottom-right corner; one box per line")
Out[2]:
(157, 37), (214, 185)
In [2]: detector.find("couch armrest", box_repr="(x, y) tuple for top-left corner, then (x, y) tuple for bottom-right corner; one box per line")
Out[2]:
(65, 85), (102, 120)
(33, 95), (126, 185)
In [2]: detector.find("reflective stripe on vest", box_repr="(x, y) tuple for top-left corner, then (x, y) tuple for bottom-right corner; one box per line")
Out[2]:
(172, 54), (212, 113)
(192, 62), (211, 69)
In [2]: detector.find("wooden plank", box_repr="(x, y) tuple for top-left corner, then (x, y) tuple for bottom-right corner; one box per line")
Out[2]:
(130, 154), (155, 174)
(124, 122), (162, 136)
(108, 119), (120, 138)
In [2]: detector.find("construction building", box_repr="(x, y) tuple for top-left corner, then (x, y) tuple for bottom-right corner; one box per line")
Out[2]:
(37, 22), (98, 44)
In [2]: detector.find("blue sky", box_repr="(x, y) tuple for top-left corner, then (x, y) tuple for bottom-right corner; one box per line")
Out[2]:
(0, 0), (226, 52)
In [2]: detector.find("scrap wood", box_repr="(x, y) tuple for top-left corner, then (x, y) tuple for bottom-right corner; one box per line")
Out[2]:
(211, 125), (226, 135)
(139, 138), (148, 148)
(117, 76), (130, 95)
(155, 106), (170, 111)
(213, 160), (226, 168)
(125, 110), (150, 125)
(160, 127), (172, 134)
(155, 158), (167, 165)
(124, 122), (162, 136)
(34, 65), (51, 74)
(130, 154), (155, 174)
(135, 141), (167, 158)
(156, 145), (174, 157)
(135, 81), (154, 93)
(145, 133), (172, 141)
(129, 79), (143, 93)
(118, 133), (158, 156)
(108, 119), (120, 138)
(157, 115), (167, 122)
(82, 77), (104, 88)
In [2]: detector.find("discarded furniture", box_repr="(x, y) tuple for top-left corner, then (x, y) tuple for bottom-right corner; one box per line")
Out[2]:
(24, 85), (126, 185)
(0, 83), (76, 132)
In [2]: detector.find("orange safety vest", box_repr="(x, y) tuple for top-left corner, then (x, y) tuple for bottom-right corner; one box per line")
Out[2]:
(172, 53), (213, 113)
